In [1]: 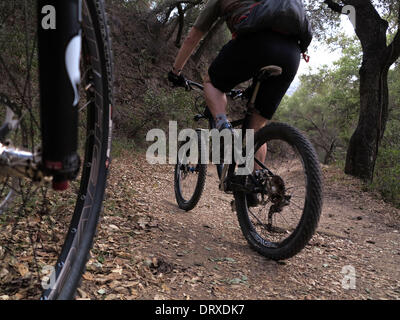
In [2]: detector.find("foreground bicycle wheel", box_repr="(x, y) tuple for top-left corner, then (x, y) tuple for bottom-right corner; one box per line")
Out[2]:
(0, 0), (113, 299)
(234, 123), (323, 260)
(174, 131), (207, 211)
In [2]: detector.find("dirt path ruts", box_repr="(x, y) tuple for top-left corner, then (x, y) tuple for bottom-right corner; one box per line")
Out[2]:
(79, 151), (400, 300)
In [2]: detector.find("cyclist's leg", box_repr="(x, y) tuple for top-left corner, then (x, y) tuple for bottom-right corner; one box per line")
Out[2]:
(244, 111), (268, 207)
(203, 75), (230, 130)
(251, 70), (298, 172)
(247, 112), (268, 170)
(205, 38), (254, 130)
(251, 32), (301, 121)
(250, 32), (301, 170)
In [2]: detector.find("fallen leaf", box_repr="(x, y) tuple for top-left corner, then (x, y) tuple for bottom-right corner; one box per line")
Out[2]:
(0, 268), (9, 279)
(229, 278), (242, 284)
(14, 293), (24, 300)
(111, 266), (123, 275)
(97, 288), (106, 295)
(161, 283), (171, 293)
(17, 263), (29, 277)
(77, 288), (89, 299)
(130, 288), (138, 297)
(82, 272), (94, 281)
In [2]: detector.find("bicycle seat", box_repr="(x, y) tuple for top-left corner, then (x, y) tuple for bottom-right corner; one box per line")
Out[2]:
(257, 65), (282, 81)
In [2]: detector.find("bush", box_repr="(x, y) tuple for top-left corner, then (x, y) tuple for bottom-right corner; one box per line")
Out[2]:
(116, 87), (201, 145)
(371, 146), (400, 208)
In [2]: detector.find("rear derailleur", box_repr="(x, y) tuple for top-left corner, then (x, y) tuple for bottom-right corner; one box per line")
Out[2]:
(227, 170), (291, 215)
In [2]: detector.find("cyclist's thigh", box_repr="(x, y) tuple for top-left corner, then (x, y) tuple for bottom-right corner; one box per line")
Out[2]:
(208, 40), (252, 92)
(208, 37), (257, 93)
(254, 41), (300, 119)
(208, 30), (300, 98)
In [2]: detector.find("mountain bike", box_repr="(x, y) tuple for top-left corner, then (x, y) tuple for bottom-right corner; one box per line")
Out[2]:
(174, 66), (323, 260)
(0, 1), (113, 299)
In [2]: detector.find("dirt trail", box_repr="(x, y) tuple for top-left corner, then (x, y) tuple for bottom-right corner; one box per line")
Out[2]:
(79, 151), (400, 300)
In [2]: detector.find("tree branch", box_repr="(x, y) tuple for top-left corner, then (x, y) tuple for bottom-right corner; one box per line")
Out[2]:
(324, 0), (344, 14)
(387, 3), (400, 65)
(151, 0), (203, 16)
(175, 3), (185, 47)
(388, 32), (400, 65)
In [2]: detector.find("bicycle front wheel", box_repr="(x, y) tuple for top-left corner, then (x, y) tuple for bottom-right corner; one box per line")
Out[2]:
(0, 0), (113, 299)
(234, 123), (323, 260)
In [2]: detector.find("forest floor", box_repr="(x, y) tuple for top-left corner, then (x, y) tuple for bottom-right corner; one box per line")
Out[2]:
(78, 150), (400, 300)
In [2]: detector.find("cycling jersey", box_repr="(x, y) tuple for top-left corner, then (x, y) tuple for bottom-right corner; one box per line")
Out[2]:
(194, 0), (259, 34)
(195, 1), (301, 120)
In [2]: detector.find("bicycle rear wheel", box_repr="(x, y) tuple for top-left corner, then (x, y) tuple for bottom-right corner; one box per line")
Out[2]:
(0, 0), (113, 299)
(174, 131), (207, 211)
(233, 123), (323, 260)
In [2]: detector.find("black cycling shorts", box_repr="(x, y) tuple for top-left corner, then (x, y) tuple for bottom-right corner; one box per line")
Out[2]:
(208, 30), (301, 119)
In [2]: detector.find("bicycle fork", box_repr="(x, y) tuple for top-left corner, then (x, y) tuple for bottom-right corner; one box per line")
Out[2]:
(0, 1), (82, 190)
(37, 0), (82, 190)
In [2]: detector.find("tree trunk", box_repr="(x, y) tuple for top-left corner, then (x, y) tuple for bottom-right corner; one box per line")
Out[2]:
(344, 55), (390, 181)
(323, 139), (336, 165)
(340, 0), (400, 181)
(166, 18), (179, 42)
(175, 3), (184, 47)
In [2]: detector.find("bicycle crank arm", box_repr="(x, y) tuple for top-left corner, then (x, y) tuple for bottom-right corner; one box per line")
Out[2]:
(219, 164), (230, 192)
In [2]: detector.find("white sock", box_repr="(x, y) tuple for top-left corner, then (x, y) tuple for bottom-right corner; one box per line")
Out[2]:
(215, 114), (229, 130)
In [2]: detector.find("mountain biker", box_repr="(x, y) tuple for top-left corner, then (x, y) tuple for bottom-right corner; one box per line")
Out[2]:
(168, 0), (312, 206)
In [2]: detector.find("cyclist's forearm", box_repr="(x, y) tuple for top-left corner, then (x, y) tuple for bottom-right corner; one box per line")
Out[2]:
(172, 27), (204, 74)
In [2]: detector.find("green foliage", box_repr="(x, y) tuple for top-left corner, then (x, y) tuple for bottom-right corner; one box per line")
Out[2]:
(304, 0), (399, 42)
(276, 37), (361, 164)
(122, 87), (199, 146)
(372, 147), (400, 208)
(111, 135), (137, 158)
(371, 64), (400, 208)
(142, 87), (197, 128)
(278, 35), (400, 207)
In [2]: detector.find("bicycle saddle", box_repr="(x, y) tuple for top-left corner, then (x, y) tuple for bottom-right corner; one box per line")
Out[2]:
(257, 65), (282, 81)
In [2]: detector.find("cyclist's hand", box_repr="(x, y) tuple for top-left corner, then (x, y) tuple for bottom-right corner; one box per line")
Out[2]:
(168, 70), (188, 88)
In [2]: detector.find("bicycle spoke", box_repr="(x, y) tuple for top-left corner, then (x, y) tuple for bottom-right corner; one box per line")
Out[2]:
(248, 207), (265, 227)
(288, 199), (304, 211)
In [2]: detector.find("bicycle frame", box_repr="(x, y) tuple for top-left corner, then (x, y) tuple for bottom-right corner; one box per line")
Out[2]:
(37, 0), (82, 189)
(187, 79), (272, 191)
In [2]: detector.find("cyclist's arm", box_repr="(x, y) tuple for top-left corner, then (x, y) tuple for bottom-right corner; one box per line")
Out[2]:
(172, 27), (204, 75)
